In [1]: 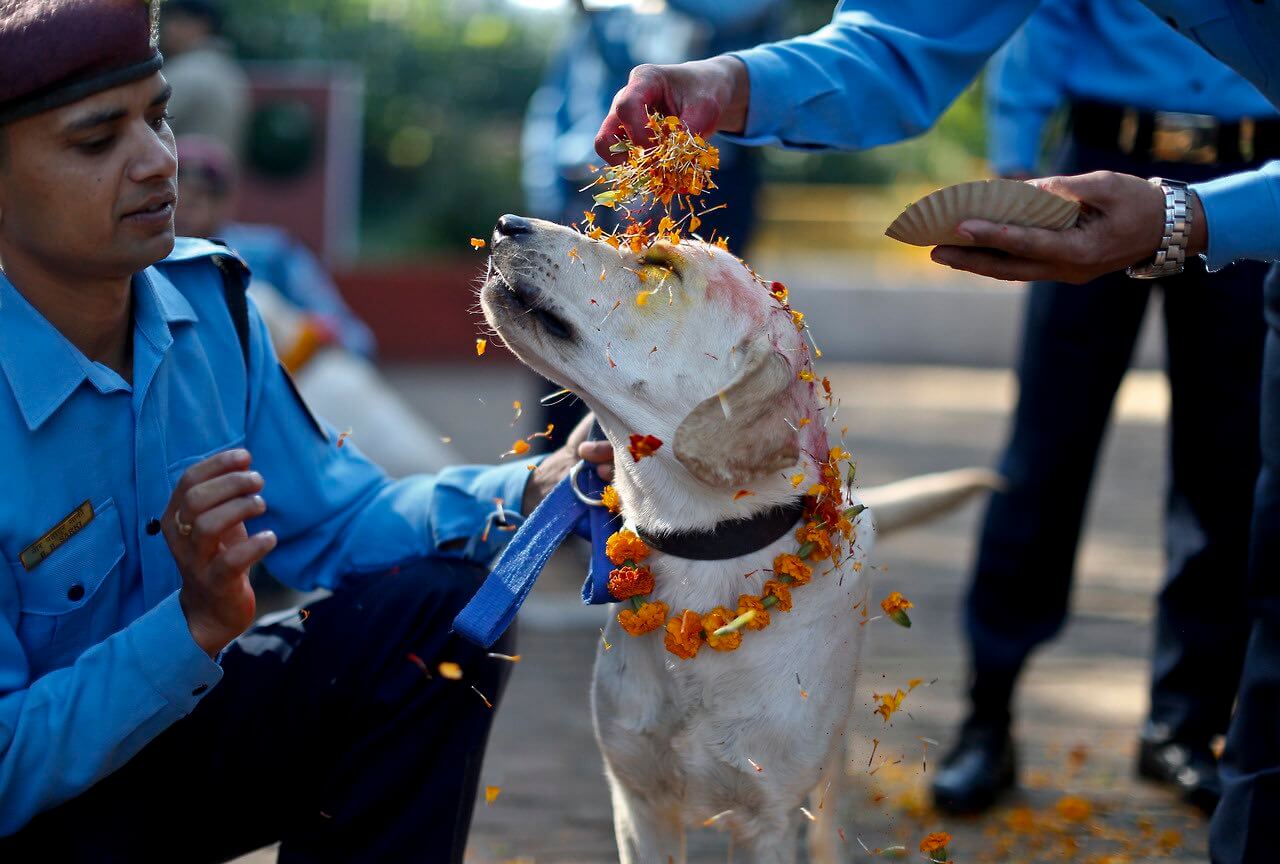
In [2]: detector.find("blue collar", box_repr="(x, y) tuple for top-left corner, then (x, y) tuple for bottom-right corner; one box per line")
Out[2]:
(0, 264), (197, 430)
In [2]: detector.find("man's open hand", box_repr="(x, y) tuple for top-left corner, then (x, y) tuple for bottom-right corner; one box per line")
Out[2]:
(522, 414), (615, 514)
(165, 449), (277, 658)
(595, 56), (749, 164)
(930, 171), (1207, 284)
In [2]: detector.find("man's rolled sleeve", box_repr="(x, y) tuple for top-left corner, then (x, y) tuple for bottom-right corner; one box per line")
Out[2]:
(726, 44), (838, 149)
(428, 457), (544, 555)
(1192, 161), (1280, 271)
(126, 590), (223, 713)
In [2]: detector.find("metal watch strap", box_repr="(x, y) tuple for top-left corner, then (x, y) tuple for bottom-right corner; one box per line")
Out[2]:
(1126, 177), (1191, 279)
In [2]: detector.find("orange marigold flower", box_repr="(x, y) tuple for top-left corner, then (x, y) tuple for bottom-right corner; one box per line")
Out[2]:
(1055, 795), (1091, 822)
(600, 484), (622, 514)
(475, 338), (487, 356)
(628, 433), (663, 462)
(737, 594), (770, 630)
(795, 522), (835, 561)
(470, 237), (486, 250)
(790, 310), (805, 331)
(605, 529), (650, 566)
(703, 606), (743, 652)
(920, 832), (952, 857)
(762, 579), (793, 612)
(618, 600), (668, 636)
(873, 689), (906, 723)
(608, 565), (655, 600)
(509, 439), (530, 456)
(664, 609), (703, 660)
(880, 592), (913, 615)
(773, 553), (813, 585)
(770, 281), (788, 302)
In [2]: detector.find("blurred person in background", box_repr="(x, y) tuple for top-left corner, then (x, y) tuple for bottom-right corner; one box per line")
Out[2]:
(159, 0), (250, 159)
(930, 0), (1278, 816)
(176, 134), (454, 476)
(523, 0), (782, 438)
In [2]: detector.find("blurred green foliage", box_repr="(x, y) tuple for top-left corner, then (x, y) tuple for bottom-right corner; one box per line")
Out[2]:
(222, 0), (987, 257)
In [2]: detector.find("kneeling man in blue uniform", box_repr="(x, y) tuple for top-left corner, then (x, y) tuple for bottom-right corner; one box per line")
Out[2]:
(0, 2), (609, 860)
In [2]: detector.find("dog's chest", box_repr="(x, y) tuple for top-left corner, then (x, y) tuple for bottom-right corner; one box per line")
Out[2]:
(591, 524), (872, 809)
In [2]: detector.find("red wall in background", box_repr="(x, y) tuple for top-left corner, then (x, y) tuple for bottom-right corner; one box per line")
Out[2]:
(335, 259), (514, 362)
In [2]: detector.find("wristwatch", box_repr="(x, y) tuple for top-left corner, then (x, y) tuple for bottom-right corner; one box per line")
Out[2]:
(1126, 177), (1191, 279)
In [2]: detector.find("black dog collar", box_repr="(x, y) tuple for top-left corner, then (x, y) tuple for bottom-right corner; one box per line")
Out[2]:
(634, 497), (807, 561)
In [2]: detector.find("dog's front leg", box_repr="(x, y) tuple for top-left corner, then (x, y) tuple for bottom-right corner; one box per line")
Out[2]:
(608, 776), (686, 864)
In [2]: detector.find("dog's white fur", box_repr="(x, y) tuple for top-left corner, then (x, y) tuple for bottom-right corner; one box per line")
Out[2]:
(480, 218), (991, 863)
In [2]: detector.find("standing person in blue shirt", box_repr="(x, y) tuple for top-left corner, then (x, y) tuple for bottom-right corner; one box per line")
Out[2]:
(0, 1), (611, 860)
(924, 0), (1278, 816)
(594, 2), (1280, 858)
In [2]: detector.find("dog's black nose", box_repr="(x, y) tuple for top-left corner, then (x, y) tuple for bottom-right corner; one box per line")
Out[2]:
(496, 214), (533, 237)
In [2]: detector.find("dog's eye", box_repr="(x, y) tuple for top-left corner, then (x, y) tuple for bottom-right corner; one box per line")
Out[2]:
(639, 251), (680, 279)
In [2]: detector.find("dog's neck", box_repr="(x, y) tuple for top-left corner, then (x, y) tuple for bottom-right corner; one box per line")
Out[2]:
(608, 431), (827, 537)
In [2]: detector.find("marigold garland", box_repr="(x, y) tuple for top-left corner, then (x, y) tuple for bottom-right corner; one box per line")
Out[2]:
(608, 445), (865, 661)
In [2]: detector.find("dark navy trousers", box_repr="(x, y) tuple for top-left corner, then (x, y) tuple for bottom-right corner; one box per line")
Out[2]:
(965, 143), (1268, 747)
(1, 558), (513, 863)
(1211, 263), (1280, 863)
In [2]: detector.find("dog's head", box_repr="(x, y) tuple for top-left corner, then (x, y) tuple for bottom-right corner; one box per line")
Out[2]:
(480, 214), (828, 524)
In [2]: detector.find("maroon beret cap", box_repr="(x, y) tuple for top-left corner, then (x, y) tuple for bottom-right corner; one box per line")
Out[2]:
(0, 0), (163, 124)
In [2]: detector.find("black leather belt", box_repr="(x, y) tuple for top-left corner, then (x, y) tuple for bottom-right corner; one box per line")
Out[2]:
(1071, 99), (1280, 166)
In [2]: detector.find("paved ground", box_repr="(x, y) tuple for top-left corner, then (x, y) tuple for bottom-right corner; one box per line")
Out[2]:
(236, 352), (1211, 863)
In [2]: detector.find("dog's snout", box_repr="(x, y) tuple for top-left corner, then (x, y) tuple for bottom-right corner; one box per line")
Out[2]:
(496, 214), (533, 237)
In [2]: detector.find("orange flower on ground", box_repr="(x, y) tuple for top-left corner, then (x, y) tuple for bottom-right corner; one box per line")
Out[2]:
(703, 607), (743, 652)
(920, 831), (952, 861)
(1055, 794), (1091, 822)
(628, 433), (663, 462)
(605, 529), (650, 566)
(762, 579), (793, 612)
(618, 600), (668, 636)
(880, 591), (914, 628)
(795, 522), (835, 561)
(608, 565), (655, 600)
(664, 609), (703, 660)
(873, 689), (906, 723)
(736, 594), (770, 630)
(600, 484), (622, 514)
(773, 553), (813, 585)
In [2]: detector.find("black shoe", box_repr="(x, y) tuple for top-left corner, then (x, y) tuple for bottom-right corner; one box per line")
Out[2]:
(931, 719), (1017, 815)
(1136, 735), (1222, 814)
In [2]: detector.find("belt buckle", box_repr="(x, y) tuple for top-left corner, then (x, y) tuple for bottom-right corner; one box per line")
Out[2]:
(1151, 111), (1218, 164)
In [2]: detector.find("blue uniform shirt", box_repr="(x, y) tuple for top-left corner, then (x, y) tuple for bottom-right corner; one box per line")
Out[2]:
(986, 0), (1278, 175)
(0, 239), (536, 833)
(725, 0), (1280, 270)
(217, 221), (377, 359)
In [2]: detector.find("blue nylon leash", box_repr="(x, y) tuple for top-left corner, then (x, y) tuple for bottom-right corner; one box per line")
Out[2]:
(453, 424), (621, 648)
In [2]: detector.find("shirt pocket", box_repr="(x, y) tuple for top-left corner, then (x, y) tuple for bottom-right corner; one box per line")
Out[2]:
(11, 497), (126, 666)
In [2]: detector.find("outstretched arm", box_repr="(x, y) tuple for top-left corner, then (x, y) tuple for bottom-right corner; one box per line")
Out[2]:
(596, 0), (1039, 159)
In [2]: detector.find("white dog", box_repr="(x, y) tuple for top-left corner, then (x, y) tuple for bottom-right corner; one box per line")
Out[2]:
(480, 215), (994, 864)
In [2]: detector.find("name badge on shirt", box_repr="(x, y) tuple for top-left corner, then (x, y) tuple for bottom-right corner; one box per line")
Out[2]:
(20, 500), (94, 572)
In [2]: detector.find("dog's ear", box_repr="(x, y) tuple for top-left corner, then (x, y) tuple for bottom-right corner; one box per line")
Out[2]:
(674, 335), (800, 487)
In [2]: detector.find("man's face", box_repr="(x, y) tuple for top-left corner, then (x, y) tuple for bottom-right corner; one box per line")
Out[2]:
(0, 73), (177, 280)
